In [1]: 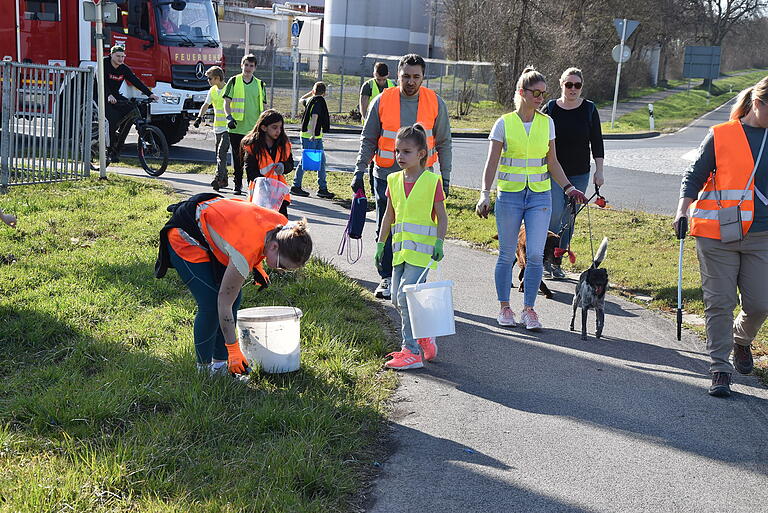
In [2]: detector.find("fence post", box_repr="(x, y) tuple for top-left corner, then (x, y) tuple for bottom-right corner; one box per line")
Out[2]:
(339, 66), (345, 114)
(0, 62), (11, 192)
(270, 48), (275, 108)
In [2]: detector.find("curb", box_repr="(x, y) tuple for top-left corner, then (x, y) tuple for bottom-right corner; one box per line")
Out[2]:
(287, 124), (659, 140)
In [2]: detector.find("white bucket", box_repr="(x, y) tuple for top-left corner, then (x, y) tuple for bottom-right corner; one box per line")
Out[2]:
(402, 264), (455, 339)
(237, 306), (303, 373)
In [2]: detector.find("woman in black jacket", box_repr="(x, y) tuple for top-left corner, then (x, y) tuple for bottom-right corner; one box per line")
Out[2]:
(541, 67), (605, 278)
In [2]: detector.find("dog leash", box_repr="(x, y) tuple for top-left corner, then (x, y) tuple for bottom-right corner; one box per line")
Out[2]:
(558, 185), (605, 265)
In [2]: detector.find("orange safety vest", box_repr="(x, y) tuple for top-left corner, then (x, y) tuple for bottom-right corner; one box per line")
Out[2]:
(197, 197), (288, 281)
(690, 120), (757, 240)
(244, 141), (292, 203)
(376, 86), (439, 168)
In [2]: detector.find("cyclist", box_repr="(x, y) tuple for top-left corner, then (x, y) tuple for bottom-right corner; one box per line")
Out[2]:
(95, 45), (159, 161)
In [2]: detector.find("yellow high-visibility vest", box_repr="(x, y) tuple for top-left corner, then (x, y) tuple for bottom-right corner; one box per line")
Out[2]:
(497, 111), (551, 193)
(388, 170), (440, 269)
(209, 86), (227, 129)
(369, 78), (395, 98)
(230, 74), (263, 121)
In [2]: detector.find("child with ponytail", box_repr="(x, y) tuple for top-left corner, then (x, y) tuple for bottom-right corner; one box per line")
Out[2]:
(377, 123), (448, 370)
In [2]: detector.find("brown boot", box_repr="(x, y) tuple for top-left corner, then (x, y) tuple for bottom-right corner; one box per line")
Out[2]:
(708, 372), (732, 398)
(733, 344), (754, 375)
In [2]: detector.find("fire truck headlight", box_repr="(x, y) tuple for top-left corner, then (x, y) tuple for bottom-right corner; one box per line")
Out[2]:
(161, 93), (181, 105)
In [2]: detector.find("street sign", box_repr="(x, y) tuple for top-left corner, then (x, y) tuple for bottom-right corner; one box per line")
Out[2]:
(683, 46), (721, 79)
(614, 18), (639, 40)
(291, 20), (302, 37)
(83, 1), (118, 22)
(612, 44), (631, 63)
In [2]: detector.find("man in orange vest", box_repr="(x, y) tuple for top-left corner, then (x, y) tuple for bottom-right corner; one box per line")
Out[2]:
(350, 54), (452, 299)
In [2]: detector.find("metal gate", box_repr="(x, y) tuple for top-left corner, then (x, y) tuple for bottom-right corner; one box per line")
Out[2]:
(0, 61), (94, 191)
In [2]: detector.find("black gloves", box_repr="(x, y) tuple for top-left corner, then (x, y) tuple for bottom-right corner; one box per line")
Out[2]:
(226, 115), (237, 130)
(442, 179), (450, 198)
(193, 116), (202, 129)
(350, 173), (364, 193)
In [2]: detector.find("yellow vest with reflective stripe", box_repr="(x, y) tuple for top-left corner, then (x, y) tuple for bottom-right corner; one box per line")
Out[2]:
(388, 170), (439, 269)
(497, 111), (551, 193)
(209, 85), (227, 129)
(231, 74), (263, 121)
(370, 78), (395, 98)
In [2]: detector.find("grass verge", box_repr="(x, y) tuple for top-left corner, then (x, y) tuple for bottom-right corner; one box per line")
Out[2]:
(603, 70), (768, 134)
(0, 176), (397, 512)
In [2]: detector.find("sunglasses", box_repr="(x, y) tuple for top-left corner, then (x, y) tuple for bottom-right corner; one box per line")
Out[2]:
(524, 88), (549, 98)
(564, 81), (583, 89)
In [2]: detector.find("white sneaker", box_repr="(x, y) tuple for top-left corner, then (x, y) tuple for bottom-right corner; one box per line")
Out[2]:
(375, 278), (391, 299)
(520, 308), (543, 331)
(497, 306), (517, 326)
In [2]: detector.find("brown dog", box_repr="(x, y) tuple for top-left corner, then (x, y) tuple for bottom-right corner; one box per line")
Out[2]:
(515, 227), (562, 299)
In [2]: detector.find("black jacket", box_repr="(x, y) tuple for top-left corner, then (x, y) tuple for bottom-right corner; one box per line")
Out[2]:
(301, 96), (330, 137)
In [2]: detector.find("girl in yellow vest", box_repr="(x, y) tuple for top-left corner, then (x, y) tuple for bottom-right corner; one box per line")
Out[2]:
(376, 124), (448, 370)
(475, 67), (587, 331)
(193, 66), (230, 192)
(241, 109), (294, 217)
(673, 76), (768, 398)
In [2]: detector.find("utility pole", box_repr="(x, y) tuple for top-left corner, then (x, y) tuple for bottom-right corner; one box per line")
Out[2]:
(94, 0), (107, 178)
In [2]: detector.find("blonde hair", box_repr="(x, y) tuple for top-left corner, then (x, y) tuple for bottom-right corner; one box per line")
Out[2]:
(268, 219), (312, 266)
(560, 67), (583, 84)
(514, 66), (546, 109)
(730, 76), (768, 120)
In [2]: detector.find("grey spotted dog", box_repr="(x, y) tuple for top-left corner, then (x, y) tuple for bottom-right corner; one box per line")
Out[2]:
(570, 237), (608, 340)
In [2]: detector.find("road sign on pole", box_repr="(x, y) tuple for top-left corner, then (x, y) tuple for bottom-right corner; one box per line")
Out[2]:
(610, 18), (639, 129)
(290, 18), (299, 118)
(94, 1), (107, 177)
(611, 44), (631, 63)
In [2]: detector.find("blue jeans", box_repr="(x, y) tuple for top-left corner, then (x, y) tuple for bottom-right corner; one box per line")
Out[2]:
(549, 172), (590, 250)
(169, 244), (242, 364)
(293, 137), (327, 189)
(495, 188), (552, 307)
(374, 175), (393, 279)
(391, 262), (429, 354)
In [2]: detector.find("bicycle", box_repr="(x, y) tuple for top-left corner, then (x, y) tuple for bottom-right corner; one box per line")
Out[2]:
(90, 98), (169, 176)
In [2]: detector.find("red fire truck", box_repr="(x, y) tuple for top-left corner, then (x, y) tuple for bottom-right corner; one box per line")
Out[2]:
(0, 0), (224, 145)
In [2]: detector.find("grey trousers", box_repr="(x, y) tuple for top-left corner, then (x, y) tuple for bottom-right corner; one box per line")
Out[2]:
(214, 131), (230, 183)
(695, 231), (768, 374)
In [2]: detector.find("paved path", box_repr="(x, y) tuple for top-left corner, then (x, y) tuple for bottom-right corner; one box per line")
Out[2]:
(117, 167), (768, 512)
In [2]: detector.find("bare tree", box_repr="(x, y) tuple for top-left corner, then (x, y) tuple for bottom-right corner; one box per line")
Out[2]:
(690, 0), (768, 45)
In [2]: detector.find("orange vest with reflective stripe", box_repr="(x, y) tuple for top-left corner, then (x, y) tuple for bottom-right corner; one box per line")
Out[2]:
(376, 86), (439, 168)
(690, 120), (756, 240)
(197, 198), (287, 282)
(244, 141), (292, 203)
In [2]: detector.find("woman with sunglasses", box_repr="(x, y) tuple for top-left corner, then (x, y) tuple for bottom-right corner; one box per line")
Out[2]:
(155, 194), (313, 376)
(541, 67), (605, 279)
(476, 67), (587, 330)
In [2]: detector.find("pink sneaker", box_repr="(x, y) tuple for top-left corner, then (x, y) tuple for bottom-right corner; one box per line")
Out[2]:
(418, 337), (438, 361)
(520, 308), (543, 331)
(384, 348), (424, 370)
(497, 306), (517, 326)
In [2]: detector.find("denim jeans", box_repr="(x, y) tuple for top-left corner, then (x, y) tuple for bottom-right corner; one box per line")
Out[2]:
(293, 137), (327, 189)
(168, 243), (242, 364)
(392, 262), (429, 354)
(549, 172), (591, 250)
(374, 175), (393, 279)
(495, 188), (552, 306)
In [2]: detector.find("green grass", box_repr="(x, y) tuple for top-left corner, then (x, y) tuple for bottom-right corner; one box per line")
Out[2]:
(0, 176), (397, 512)
(603, 70), (768, 133)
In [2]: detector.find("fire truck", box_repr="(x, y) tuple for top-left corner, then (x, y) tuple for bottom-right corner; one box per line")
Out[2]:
(0, 0), (224, 145)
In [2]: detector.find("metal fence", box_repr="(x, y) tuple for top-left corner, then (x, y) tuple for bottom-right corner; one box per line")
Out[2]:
(0, 61), (94, 191)
(222, 46), (498, 120)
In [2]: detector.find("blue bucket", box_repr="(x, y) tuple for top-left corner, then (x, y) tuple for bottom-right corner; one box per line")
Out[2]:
(302, 149), (323, 171)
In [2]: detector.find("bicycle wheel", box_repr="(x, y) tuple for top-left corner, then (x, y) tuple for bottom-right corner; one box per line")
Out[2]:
(88, 109), (110, 172)
(137, 124), (168, 176)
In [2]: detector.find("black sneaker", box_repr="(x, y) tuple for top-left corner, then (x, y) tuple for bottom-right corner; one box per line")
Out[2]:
(733, 344), (754, 375)
(290, 186), (310, 197)
(708, 372), (732, 397)
(317, 188), (335, 199)
(108, 148), (120, 163)
(211, 179), (221, 191)
(233, 187), (243, 196)
(551, 265), (566, 279)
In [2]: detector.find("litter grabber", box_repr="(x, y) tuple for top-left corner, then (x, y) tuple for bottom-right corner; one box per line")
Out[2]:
(337, 188), (368, 263)
(675, 216), (688, 341)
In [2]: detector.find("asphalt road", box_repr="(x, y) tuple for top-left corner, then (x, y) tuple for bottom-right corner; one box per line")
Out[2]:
(125, 97), (733, 217)
(115, 164), (768, 513)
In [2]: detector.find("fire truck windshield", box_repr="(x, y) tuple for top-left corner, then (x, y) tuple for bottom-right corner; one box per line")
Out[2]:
(155, 0), (220, 46)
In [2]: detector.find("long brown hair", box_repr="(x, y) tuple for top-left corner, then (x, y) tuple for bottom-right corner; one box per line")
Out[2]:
(730, 76), (768, 120)
(241, 109), (289, 159)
